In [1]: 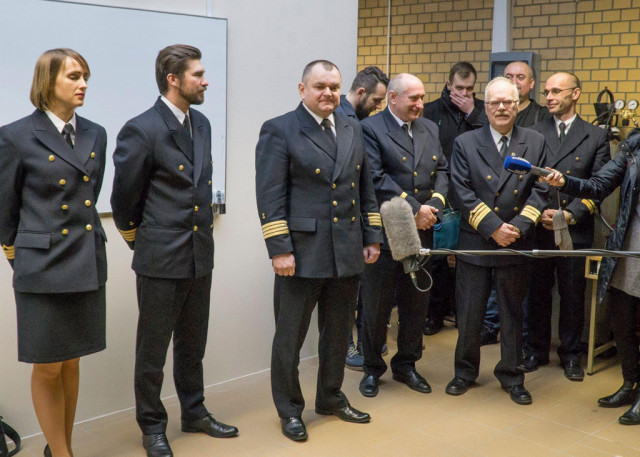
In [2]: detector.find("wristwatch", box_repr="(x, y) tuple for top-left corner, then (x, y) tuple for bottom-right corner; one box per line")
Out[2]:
(567, 211), (577, 226)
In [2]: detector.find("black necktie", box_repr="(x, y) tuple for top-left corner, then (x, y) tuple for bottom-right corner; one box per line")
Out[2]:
(402, 123), (413, 142)
(559, 122), (566, 142)
(62, 123), (74, 148)
(321, 118), (336, 146)
(499, 136), (508, 158)
(183, 115), (192, 139)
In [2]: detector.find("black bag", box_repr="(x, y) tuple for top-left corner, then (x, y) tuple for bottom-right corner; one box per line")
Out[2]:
(0, 417), (21, 457)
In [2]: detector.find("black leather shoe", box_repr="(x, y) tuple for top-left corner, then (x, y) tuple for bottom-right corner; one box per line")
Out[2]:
(619, 391), (640, 425)
(517, 355), (549, 373)
(359, 374), (379, 397)
(280, 417), (307, 441)
(423, 318), (444, 335)
(182, 413), (238, 438)
(445, 376), (474, 396)
(503, 384), (532, 405)
(480, 328), (498, 346)
(315, 404), (371, 423)
(44, 444), (52, 457)
(392, 370), (431, 393)
(562, 360), (585, 381)
(598, 381), (637, 408)
(142, 433), (173, 457)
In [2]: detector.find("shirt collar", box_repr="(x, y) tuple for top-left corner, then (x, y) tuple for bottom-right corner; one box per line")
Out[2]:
(45, 110), (76, 134)
(161, 95), (189, 124)
(388, 107), (412, 133)
(554, 113), (577, 131)
(489, 125), (512, 149)
(302, 102), (335, 128)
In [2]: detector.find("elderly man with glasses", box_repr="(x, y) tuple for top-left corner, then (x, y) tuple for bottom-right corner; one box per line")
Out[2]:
(445, 77), (548, 405)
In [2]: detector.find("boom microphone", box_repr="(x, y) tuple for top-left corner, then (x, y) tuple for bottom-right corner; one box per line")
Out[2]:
(504, 156), (552, 177)
(380, 197), (422, 276)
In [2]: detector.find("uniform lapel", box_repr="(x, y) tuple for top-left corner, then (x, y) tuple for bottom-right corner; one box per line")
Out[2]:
(297, 103), (337, 160)
(74, 115), (97, 166)
(154, 98), (194, 163)
(550, 116), (588, 167)
(332, 113), (354, 182)
(31, 110), (88, 173)
(540, 117), (560, 154)
(383, 108), (414, 155)
(411, 119), (426, 166)
(190, 109), (205, 184)
(477, 126), (503, 176)
(497, 126), (528, 191)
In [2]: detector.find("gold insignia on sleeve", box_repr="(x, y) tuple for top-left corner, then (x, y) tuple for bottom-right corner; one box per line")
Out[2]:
(432, 192), (446, 206)
(520, 205), (541, 224)
(367, 213), (382, 227)
(581, 199), (596, 214)
(118, 227), (137, 242)
(469, 202), (491, 230)
(262, 220), (289, 239)
(2, 244), (15, 260)
(400, 192), (408, 199)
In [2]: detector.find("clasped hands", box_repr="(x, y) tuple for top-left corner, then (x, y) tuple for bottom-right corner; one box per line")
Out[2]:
(414, 205), (438, 230)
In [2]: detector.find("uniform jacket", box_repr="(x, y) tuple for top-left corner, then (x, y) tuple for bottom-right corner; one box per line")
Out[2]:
(111, 97), (214, 279)
(361, 108), (449, 249)
(423, 85), (488, 161)
(451, 125), (548, 266)
(0, 110), (107, 293)
(532, 115), (610, 247)
(255, 103), (383, 278)
(335, 95), (357, 121)
(562, 129), (640, 302)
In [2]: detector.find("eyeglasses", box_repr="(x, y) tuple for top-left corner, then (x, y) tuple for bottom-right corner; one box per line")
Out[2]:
(485, 100), (517, 109)
(542, 87), (577, 97)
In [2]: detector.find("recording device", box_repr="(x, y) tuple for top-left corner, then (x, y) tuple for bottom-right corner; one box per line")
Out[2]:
(379, 197), (422, 276)
(504, 156), (552, 177)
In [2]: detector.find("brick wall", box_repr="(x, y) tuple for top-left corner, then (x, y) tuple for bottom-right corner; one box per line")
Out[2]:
(358, 0), (494, 104)
(358, 0), (640, 127)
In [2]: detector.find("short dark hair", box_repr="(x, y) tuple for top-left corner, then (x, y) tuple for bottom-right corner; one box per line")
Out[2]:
(448, 61), (477, 83)
(301, 60), (340, 83)
(30, 48), (90, 111)
(349, 66), (390, 95)
(155, 44), (202, 95)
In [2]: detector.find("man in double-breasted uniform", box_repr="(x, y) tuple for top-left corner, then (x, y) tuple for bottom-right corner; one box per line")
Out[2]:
(521, 72), (611, 380)
(111, 45), (237, 457)
(446, 77), (548, 405)
(255, 60), (382, 442)
(358, 73), (449, 398)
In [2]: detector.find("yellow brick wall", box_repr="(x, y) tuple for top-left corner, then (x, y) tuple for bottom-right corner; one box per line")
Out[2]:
(513, 0), (640, 126)
(358, 0), (640, 128)
(357, 0), (494, 104)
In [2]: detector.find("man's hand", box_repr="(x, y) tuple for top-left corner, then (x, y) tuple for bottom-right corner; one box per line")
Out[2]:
(540, 209), (571, 230)
(449, 91), (475, 115)
(415, 205), (439, 230)
(272, 253), (295, 276)
(542, 168), (566, 187)
(491, 223), (521, 247)
(363, 243), (381, 264)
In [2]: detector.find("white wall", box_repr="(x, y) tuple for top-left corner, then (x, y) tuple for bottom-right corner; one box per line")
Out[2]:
(0, 0), (358, 436)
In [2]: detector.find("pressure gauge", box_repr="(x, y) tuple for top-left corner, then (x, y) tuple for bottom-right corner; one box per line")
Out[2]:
(629, 99), (639, 110)
(615, 99), (626, 110)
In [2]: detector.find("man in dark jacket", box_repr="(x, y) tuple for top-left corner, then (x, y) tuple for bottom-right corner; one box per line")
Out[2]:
(422, 62), (488, 336)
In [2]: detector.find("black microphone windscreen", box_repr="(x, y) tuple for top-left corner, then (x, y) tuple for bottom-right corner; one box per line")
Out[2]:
(380, 197), (422, 261)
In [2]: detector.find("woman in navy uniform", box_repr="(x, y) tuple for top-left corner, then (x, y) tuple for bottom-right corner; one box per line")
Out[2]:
(0, 49), (107, 457)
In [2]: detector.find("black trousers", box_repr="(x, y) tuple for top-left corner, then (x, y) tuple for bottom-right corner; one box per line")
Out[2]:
(608, 287), (640, 382)
(454, 260), (526, 386)
(427, 255), (455, 322)
(134, 273), (212, 434)
(361, 249), (430, 377)
(271, 275), (358, 419)
(525, 242), (589, 363)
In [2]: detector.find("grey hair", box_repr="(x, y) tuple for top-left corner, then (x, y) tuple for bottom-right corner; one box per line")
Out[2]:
(485, 76), (519, 101)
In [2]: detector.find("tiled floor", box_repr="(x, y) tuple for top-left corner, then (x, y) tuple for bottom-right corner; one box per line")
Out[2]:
(18, 321), (640, 456)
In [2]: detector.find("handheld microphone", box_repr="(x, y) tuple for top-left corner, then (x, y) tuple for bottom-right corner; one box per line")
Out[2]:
(504, 156), (552, 177)
(380, 197), (422, 276)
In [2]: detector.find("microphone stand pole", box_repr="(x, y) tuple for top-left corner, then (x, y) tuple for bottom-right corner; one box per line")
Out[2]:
(419, 249), (640, 258)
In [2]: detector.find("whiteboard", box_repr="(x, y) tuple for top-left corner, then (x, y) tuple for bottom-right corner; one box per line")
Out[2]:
(0, 0), (227, 213)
